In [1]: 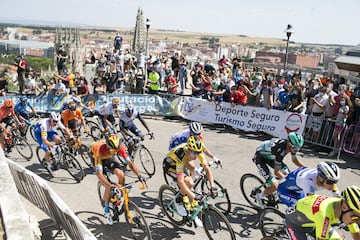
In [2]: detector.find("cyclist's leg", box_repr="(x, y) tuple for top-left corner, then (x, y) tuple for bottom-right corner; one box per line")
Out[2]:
(109, 158), (125, 185)
(252, 153), (274, 184)
(128, 123), (144, 139)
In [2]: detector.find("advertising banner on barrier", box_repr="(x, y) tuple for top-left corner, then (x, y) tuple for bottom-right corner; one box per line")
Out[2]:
(173, 97), (307, 139)
(0, 93), (174, 115)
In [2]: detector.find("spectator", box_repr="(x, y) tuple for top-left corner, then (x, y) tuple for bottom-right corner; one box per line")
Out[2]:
(16, 55), (27, 94)
(56, 45), (68, 74)
(328, 95), (350, 157)
(76, 77), (89, 98)
(247, 80), (260, 106)
(178, 55), (187, 94)
(135, 67), (146, 94)
(113, 33), (123, 52)
(304, 79), (320, 114)
(309, 86), (329, 141)
(0, 75), (9, 96)
(330, 84), (353, 118)
(287, 86), (305, 113)
(146, 68), (160, 94)
(256, 80), (274, 109)
(171, 52), (180, 79)
(23, 71), (36, 95)
(167, 71), (178, 94)
(93, 78), (107, 94)
(54, 79), (66, 96)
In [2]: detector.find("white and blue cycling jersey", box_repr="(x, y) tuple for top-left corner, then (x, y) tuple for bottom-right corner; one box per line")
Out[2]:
(168, 129), (191, 150)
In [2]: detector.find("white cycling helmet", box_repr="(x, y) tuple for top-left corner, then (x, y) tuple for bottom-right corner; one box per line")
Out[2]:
(49, 112), (60, 122)
(317, 161), (340, 182)
(189, 122), (203, 135)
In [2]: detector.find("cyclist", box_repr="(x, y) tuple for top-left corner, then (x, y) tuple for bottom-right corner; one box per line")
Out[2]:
(61, 100), (89, 136)
(162, 136), (216, 226)
(119, 103), (152, 140)
(277, 161), (341, 207)
(90, 133), (146, 225)
(253, 132), (305, 208)
(168, 121), (221, 178)
(97, 97), (121, 131)
(0, 99), (25, 149)
(34, 112), (72, 174)
(285, 185), (360, 239)
(15, 96), (39, 137)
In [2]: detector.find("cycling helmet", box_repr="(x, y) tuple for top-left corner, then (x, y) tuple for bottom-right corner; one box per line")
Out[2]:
(112, 97), (120, 105)
(19, 96), (27, 103)
(106, 134), (120, 151)
(125, 103), (134, 114)
(317, 161), (340, 182)
(288, 132), (304, 148)
(187, 136), (203, 153)
(71, 96), (81, 104)
(49, 112), (60, 122)
(189, 122), (203, 135)
(3, 99), (14, 107)
(341, 186), (360, 215)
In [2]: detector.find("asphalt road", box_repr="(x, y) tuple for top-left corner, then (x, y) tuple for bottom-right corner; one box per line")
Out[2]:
(11, 116), (360, 240)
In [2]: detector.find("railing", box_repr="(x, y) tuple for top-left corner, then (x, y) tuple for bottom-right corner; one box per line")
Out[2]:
(342, 124), (360, 156)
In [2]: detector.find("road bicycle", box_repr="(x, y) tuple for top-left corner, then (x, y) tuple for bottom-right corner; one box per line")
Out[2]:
(239, 166), (289, 210)
(97, 167), (152, 240)
(4, 126), (33, 160)
(36, 141), (84, 182)
(158, 184), (236, 240)
(120, 132), (156, 177)
(20, 115), (40, 142)
(163, 160), (231, 215)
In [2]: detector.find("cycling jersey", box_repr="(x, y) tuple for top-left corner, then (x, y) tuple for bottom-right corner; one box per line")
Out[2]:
(253, 138), (289, 183)
(285, 195), (359, 239)
(163, 143), (207, 177)
(97, 102), (118, 116)
(91, 139), (129, 171)
(119, 109), (143, 128)
(168, 129), (204, 150)
(34, 118), (66, 151)
(14, 101), (32, 115)
(278, 167), (339, 207)
(0, 105), (15, 123)
(61, 108), (84, 128)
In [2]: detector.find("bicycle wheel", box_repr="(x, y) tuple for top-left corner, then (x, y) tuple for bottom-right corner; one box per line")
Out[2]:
(14, 136), (33, 160)
(201, 179), (231, 215)
(78, 144), (93, 169)
(163, 170), (179, 191)
(259, 207), (289, 239)
(125, 201), (152, 240)
(137, 146), (155, 176)
(201, 205), (236, 240)
(36, 146), (54, 177)
(240, 173), (266, 209)
(90, 126), (103, 141)
(62, 153), (84, 182)
(97, 181), (122, 222)
(158, 184), (186, 226)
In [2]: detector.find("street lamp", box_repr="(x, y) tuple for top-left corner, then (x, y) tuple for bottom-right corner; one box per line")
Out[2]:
(283, 24), (294, 72)
(145, 18), (151, 56)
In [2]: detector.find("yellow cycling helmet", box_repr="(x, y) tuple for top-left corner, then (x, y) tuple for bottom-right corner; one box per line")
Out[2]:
(187, 136), (203, 153)
(342, 186), (360, 215)
(106, 134), (120, 151)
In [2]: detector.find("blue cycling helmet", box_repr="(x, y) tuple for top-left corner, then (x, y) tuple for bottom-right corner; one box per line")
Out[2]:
(125, 103), (134, 114)
(19, 96), (27, 102)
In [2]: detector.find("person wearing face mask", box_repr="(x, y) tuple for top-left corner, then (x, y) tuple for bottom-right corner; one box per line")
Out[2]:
(328, 96), (350, 157)
(287, 86), (305, 113)
(309, 86), (329, 141)
(330, 84), (353, 118)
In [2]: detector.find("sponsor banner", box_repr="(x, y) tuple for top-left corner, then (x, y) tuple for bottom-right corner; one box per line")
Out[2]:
(174, 97), (307, 139)
(82, 94), (174, 116)
(0, 93), (173, 116)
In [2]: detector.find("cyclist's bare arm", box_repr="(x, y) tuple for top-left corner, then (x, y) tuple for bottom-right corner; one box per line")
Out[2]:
(203, 163), (215, 188)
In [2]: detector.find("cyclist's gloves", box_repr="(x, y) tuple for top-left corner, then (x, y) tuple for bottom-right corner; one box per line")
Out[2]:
(138, 175), (146, 184)
(211, 186), (218, 197)
(212, 157), (222, 165)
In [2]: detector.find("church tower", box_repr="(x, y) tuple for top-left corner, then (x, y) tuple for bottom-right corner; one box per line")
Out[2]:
(132, 8), (146, 54)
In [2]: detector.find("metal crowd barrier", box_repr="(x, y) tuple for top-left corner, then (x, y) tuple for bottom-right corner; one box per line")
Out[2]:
(6, 159), (96, 240)
(342, 124), (360, 157)
(303, 116), (348, 160)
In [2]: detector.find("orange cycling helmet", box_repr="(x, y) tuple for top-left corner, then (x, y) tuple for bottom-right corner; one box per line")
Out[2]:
(3, 99), (14, 107)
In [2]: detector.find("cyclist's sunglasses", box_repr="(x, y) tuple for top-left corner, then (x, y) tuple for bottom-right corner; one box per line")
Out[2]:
(291, 145), (301, 151)
(190, 150), (200, 155)
(325, 179), (337, 185)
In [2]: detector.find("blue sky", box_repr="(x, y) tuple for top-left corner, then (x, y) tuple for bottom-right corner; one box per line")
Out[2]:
(1, 0), (359, 46)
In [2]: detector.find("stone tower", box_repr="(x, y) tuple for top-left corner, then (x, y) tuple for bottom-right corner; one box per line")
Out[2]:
(55, 27), (83, 74)
(132, 8), (146, 54)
